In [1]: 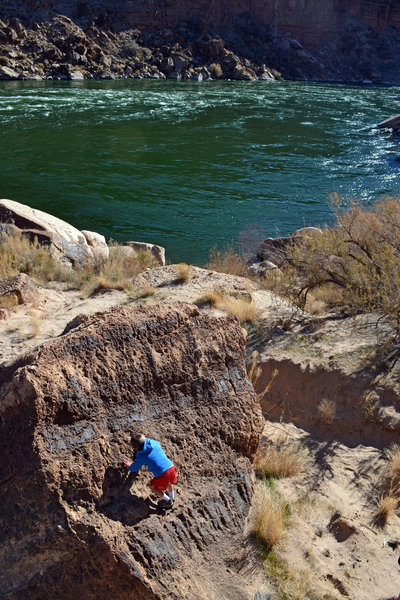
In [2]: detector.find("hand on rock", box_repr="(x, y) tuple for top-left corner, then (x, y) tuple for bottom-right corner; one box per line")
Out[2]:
(123, 459), (132, 470)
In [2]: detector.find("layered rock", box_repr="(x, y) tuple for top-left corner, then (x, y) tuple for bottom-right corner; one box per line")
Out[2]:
(0, 302), (264, 600)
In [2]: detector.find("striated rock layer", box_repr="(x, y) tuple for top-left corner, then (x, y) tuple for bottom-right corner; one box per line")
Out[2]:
(0, 302), (264, 600)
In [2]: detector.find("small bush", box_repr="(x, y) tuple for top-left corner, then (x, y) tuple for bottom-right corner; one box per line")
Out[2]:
(283, 196), (400, 369)
(0, 232), (64, 282)
(208, 62), (222, 78)
(386, 445), (400, 489)
(251, 482), (288, 549)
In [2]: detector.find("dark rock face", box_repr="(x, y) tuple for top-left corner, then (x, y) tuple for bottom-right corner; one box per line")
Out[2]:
(0, 302), (264, 600)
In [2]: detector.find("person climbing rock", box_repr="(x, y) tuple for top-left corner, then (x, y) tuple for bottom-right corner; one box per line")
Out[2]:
(123, 433), (177, 509)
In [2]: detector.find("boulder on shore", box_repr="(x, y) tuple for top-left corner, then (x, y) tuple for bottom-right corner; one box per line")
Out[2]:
(0, 199), (107, 267)
(0, 302), (264, 600)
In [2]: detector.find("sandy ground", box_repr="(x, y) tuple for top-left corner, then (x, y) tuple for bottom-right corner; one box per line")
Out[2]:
(257, 420), (400, 600)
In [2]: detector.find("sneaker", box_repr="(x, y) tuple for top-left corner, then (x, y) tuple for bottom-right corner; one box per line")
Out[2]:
(158, 497), (174, 509)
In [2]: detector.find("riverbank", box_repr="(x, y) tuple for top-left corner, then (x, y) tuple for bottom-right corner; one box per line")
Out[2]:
(1, 239), (400, 600)
(1, 11), (400, 84)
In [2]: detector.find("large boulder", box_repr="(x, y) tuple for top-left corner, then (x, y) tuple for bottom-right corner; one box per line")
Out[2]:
(0, 302), (264, 600)
(0, 199), (107, 267)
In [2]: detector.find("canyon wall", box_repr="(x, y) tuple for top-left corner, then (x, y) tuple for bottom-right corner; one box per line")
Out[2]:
(2, 0), (400, 48)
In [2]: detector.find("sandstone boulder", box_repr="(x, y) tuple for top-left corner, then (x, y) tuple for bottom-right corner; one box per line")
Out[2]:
(81, 229), (109, 262)
(0, 273), (39, 305)
(0, 199), (106, 267)
(0, 302), (264, 600)
(256, 236), (293, 266)
(124, 240), (166, 266)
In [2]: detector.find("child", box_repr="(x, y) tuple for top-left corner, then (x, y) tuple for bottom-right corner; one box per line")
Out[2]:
(123, 433), (177, 509)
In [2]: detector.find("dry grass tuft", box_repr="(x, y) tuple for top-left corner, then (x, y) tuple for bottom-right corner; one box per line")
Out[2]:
(195, 290), (259, 323)
(28, 313), (41, 338)
(317, 398), (336, 424)
(375, 493), (398, 525)
(174, 263), (192, 284)
(222, 296), (260, 323)
(195, 290), (224, 308)
(385, 444), (400, 489)
(251, 482), (288, 549)
(255, 442), (309, 479)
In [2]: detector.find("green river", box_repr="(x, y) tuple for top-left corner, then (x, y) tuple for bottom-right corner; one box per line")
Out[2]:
(0, 79), (399, 264)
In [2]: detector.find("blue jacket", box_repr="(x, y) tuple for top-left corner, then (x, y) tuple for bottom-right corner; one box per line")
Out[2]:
(129, 438), (173, 478)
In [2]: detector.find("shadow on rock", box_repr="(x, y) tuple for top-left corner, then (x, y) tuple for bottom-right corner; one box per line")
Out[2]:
(97, 466), (159, 525)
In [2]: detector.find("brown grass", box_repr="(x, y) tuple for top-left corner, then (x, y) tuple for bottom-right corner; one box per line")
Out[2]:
(251, 482), (287, 549)
(375, 493), (398, 525)
(317, 398), (336, 424)
(173, 263), (192, 283)
(195, 290), (224, 307)
(254, 442), (309, 479)
(385, 444), (400, 489)
(195, 290), (259, 323)
(0, 232), (157, 295)
(222, 296), (259, 322)
(0, 232), (66, 282)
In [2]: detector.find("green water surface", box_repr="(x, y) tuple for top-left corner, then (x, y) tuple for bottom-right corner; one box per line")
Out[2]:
(0, 79), (399, 264)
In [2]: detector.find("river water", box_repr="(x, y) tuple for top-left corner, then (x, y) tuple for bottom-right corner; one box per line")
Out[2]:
(0, 79), (399, 264)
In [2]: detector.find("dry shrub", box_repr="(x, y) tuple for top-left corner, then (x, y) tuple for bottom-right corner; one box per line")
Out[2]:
(207, 246), (250, 278)
(386, 445), (400, 489)
(0, 233), (157, 294)
(375, 493), (398, 525)
(174, 263), (192, 283)
(283, 196), (400, 369)
(0, 232), (61, 282)
(385, 444), (400, 490)
(254, 442), (309, 479)
(195, 290), (259, 323)
(222, 296), (259, 323)
(317, 398), (336, 424)
(208, 62), (222, 78)
(251, 482), (287, 549)
(195, 290), (223, 307)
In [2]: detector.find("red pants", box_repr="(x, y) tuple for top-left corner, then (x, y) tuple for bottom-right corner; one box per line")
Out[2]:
(150, 466), (177, 491)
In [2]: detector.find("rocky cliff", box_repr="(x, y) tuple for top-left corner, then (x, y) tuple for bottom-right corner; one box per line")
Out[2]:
(0, 302), (264, 600)
(1, 0), (400, 82)
(2, 0), (400, 48)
